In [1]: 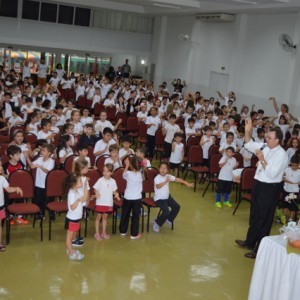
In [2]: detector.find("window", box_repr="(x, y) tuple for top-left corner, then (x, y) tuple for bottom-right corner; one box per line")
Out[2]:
(0, 0), (18, 18)
(40, 2), (57, 23)
(22, 0), (40, 21)
(58, 5), (74, 25)
(74, 7), (90, 27)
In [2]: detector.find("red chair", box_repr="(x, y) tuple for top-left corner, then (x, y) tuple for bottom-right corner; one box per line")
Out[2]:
(68, 90), (76, 101)
(141, 167), (160, 232)
(121, 154), (135, 167)
(233, 167), (256, 215)
(77, 96), (87, 108)
(208, 144), (220, 158)
(87, 146), (96, 167)
(94, 103), (105, 116)
(63, 155), (79, 174)
(115, 112), (127, 131)
(0, 143), (9, 157)
(186, 136), (201, 150)
(251, 155), (258, 168)
(6, 170), (43, 244)
(95, 155), (110, 175)
(0, 135), (10, 143)
(136, 122), (148, 149)
(202, 153), (222, 197)
(45, 169), (68, 240)
(126, 117), (139, 142)
(106, 107), (116, 122)
(153, 128), (165, 161)
(0, 155), (9, 165)
(183, 145), (209, 192)
(25, 133), (37, 146)
(112, 167), (126, 234)
(82, 169), (101, 237)
(234, 152), (244, 168)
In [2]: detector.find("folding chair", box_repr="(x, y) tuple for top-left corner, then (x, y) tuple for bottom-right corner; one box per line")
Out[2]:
(94, 103), (105, 116)
(106, 107), (117, 122)
(63, 155), (79, 174)
(6, 170), (43, 244)
(232, 167), (256, 215)
(45, 169), (68, 240)
(126, 117), (139, 142)
(153, 128), (165, 161)
(95, 155), (110, 175)
(202, 153), (222, 197)
(136, 122), (147, 150)
(183, 145), (209, 192)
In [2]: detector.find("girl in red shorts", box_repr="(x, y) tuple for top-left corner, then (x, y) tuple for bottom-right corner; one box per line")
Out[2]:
(93, 163), (120, 241)
(64, 173), (89, 261)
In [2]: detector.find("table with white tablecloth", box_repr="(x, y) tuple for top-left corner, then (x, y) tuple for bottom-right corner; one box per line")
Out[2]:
(248, 235), (300, 300)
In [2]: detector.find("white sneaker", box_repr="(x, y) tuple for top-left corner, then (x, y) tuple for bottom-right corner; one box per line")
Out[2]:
(166, 219), (172, 227)
(152, 221), (160, 233)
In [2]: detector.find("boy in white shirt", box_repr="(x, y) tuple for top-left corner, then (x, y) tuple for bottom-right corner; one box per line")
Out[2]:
(137, 104), (148, 123)
(119, 135), (135, 161)
(281, 156), (300, 223)
(162, 114), (181, 161)
(219, 132), (237, 156)
(145, 107), (161, 159)
(152, 162), (193, 233)
(86, 81), (95, 100)
(37, 119), (56, 143)
(8, 107), (24, 131)
(169, 133), (184, 177)
(215, 147), (238, 208)
(94, 111), (122, 136)
(49, 72), (60, 87)
(200, 126), (215, 166)
(94, 128), (116, 161)
(185, 118), (200, 141)
(91, 87), (102, 109)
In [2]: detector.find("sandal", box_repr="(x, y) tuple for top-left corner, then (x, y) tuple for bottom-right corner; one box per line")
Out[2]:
(101, 233), (110, 240)
(94, 233), (102, 241)
(0, 244), (6, 252)
(69, 250), (84, 261)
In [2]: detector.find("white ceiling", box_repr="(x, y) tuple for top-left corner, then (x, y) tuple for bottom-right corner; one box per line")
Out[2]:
(54, 0), (300, 15)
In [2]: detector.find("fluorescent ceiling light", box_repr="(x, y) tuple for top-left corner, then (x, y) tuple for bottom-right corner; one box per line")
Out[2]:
(153, 3), (181, 9)
(148, 0), (200, 9)
(233, 0), (258, 4)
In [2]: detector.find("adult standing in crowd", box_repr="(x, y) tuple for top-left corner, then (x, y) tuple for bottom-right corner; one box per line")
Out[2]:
(122, 59), (131, 79)
(37, 58), (49, 87)
(235, 118), (288, 259)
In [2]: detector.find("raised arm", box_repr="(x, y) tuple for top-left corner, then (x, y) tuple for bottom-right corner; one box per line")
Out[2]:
(269, 97), (279, 114)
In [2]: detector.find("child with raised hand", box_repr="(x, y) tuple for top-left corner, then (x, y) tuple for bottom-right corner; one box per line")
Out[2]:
(57, 135), (74, 166)
(64, 173), (89, 261)
(93, 163), (120, 241)
(37, 118), (56, 143)
(119, 156), (144, 240)
(152, 162), (193, 233)
(0, 160), (23, 252)
(169, 132), (184, 177)
(26, 143), (55, 219)
(119, 135), (135, 161)
(105, 144), (122, 171)
(215, 147), (238, 209)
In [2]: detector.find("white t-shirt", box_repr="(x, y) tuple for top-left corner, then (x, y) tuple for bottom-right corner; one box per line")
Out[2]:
(95, 120), (114, 135)
(66, 188), (85, 220)
(103, 98), (115, 107)
(0, 175), (9, 206)
(185, 126), (196, 141)
(218, 156), (236, 181)
(94, 139), (116, 160)
(49, 77), (60, 87)
(201, 135), (214, 159)
(74, 156), (91, 168)
(278, 124), (290, 138)
(100, 83), (112, 99)
(73, 122), (83, 135)
(27, 123), (38, 136)
(92, 95), (101, 108)
(76, 85), (85, 100)
(55, 114), (66, 127)
(240, 147), (252, 168)
(17, 143), (29, 167)
(80, 116), (93, 127)
(170, 143), (184, 164)
(59, 147), (73, 159)
(164, 123), (180, 143)
(284, 167), (300, 193)
(56, 69), (65, 80)
(154, 174), (175, 201)
(61, 79), (72, 90)
(219, 142), (237, 155)
(137, 111), (147, 121)
(119, 148), (134, 160)
(37, 63), (48, 78)
(33, 157), (55, 188)
(104, 157), (122, 170)
(94, 177), (117, 207)
(146, 116), (161, 136)
(77, 176), (90, 196)
(37, 130), (53, 143)
(123, 171), (143, 200)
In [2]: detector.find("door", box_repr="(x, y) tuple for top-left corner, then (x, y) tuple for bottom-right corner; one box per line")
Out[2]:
(208, 71), (230, 101)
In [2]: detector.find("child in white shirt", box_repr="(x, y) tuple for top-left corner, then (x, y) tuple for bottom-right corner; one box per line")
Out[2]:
(119, 135), (135, 161)
(37, 119), (56, 143)
(145, 107), (161, 158)
(94, 128), (116, 161)
(152, 162), (193, 233)
(215, 147), (238, 208)
(105, 144), (122, 171)
(169, 133), (184, 177)
(200, 126), (215, 166)
(219, 132), (237, 156)
(93, 163), (120, 241)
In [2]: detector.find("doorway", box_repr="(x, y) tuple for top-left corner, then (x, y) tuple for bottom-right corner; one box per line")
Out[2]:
(208, 71), (230, 100)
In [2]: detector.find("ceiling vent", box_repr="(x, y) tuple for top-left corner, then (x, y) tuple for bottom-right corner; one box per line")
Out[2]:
(196, 13), (235, 23)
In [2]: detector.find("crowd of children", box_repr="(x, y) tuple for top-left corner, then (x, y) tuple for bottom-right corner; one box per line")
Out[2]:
(1, 66), (300, 259)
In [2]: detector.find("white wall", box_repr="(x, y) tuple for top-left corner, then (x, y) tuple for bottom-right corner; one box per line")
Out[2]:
(152, 12), (300, 115)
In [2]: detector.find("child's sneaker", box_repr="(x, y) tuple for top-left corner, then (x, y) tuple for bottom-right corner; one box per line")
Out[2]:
(10, 219), (15, 225)
(152, 221), (160, 233)
(72, 238), (85, 247)
(16, 217), (29, 225)
(166, 219), (172, 227)
(215, 202), (222, 209)
(101, 233), (110, 240)
(94, 233), (102, 241)
(69, 250), (84, 261)
(120, 233), (126, 237)
(223, 201), (232, 208)
(130, 233), (142, 240)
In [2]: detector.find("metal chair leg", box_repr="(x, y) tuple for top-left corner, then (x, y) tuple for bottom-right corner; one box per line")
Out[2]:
(48, 212), (52, 241)
(202, 181), (211, 197)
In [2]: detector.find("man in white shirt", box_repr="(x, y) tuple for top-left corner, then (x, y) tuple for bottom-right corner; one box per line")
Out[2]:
(235, 119), (288, 259)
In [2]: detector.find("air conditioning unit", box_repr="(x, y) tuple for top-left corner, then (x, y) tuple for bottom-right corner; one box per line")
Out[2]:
(196, 13), (235, 23)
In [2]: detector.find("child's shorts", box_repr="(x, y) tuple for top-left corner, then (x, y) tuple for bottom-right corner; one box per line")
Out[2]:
(65, 218), (81, 232)
(163, 142), (172, 159)
(0, 207), (6, 221)
(281, 192), (299, 212)
(216, 180), (232, 194)
(169, 162), (180, 170)
(95, 205), (114, 214)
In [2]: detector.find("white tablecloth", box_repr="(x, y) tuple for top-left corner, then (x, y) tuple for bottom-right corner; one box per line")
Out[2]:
(248, 235), (300, 300)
